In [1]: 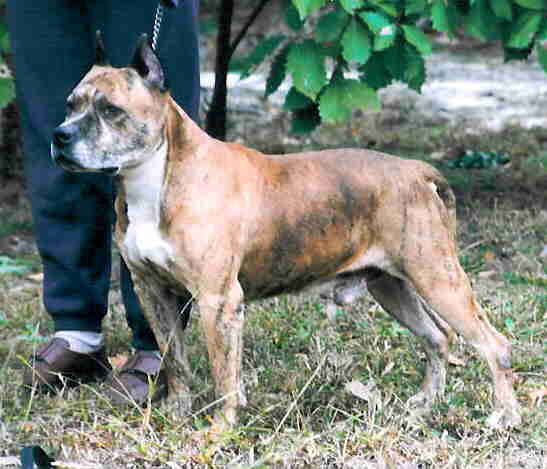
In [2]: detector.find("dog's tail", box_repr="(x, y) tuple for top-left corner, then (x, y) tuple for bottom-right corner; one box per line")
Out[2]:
(420, 163), (457, 239)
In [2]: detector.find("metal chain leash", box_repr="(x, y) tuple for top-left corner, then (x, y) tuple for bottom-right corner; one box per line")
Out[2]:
(151, 3), (164, 51)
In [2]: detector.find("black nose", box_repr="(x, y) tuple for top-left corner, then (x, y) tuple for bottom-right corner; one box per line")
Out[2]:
(53, 125), (76, 148)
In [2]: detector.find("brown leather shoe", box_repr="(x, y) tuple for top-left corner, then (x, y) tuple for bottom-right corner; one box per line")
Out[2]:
(23, 337), (111, 391)
(104, 351), (167, 406)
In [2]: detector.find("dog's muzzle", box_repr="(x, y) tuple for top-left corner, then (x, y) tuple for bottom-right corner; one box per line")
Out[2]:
(51, 124), (119, 175)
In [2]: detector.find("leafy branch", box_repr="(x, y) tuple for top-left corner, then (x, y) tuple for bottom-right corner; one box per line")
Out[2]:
(223, 0), (547, 136)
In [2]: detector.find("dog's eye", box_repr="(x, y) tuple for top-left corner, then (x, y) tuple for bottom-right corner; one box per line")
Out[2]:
(103, 104), (124, 119)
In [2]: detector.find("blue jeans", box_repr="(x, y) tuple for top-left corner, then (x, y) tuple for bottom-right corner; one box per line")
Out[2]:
(6, 0), (200, 349)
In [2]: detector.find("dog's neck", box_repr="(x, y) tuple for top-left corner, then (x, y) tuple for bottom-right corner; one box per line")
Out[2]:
(119, 97), (210, 231)
(120, 139), (168, 228)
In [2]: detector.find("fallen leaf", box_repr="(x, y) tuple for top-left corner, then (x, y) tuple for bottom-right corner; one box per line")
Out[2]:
(483, 250), (496, 262)
(19, 421), (35, 432)
(109, 354), (128, 369)
(448, 354), (466, 366)
(345, 379), (378, 402)
(527, 387), (547, 407)
(478, 270), (497, 279)
(381, 361), (395, 376)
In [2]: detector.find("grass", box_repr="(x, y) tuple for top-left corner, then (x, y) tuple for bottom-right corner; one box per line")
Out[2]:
(0, 193), (545, 468)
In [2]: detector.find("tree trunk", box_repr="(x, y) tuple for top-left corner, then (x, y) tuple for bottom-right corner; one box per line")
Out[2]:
(204, 0), (234, 141)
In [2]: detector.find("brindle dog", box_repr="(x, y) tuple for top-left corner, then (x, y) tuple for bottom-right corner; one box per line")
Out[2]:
(51, 33), (521, 430)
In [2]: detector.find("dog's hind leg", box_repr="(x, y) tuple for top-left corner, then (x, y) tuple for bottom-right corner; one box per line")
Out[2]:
(405, 259), (521, 428)
(365, 270), (453, 413)
(396, 199), (521, 427)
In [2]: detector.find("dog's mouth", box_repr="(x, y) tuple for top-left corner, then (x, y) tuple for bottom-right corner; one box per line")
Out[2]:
(53, 152), (120, 176)
(54, 153), (88, 172)
(102, 166), (120, 176)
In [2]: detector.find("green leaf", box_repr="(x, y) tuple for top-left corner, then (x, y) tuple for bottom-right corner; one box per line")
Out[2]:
(513, 0), (545, 10)
(315, 9), (348, 43)
(341, 18), (372, 64)
(382, 40), (406, 80)
(266, 46), (290, 97)
(340, 0), (364, 14)
(292, 0), (327, 20)
(373, 24), (398, 51)
(285, 2), (304, 31)
(291, 104), (321, 134)
(0, 77), (15, 109)
(283, 86), (314, 110)
(405, 0), (426, 16)
(537, 20), (547, 40)
(537, 42), (547, 73)
(432, 0), (449, 32)
(504, 45), (533, 62)
(345, 79), (380, 111)
(432, 0), (460, 37)
(287, 39), (327, 99)
(359, 11), (392, 35)
(401, 24), (432, 55)
(367, 0), (399, 17)
(465, 0), (501, 40)
(319, 82), (352, 122)
(237, 35), (286, 80)
(507, 11), (542, 49)
(359, 52), (392, 89)
(0, 24), (10, 53)
(319, 79), (379, 122)
(359, 10), (397, 50)
(403, 44), (426, 91)
(488, 0), (512, 21)
(322, 42), (342, 58)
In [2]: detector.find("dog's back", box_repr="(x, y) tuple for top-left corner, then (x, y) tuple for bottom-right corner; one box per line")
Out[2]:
(237, 148), (456, 299)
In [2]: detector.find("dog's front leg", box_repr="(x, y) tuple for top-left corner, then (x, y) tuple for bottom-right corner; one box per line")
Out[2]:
(132, 276), (193, 413)
(198, 280), (246, 428)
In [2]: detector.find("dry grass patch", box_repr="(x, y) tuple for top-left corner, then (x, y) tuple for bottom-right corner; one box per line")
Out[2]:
(0, 197), (545, 468)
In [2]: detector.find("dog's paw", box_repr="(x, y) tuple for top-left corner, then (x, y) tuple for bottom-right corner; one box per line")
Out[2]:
(485, 407), (522, 429)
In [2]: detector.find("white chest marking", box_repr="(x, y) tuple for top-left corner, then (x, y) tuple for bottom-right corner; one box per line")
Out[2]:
(121, 142), (174, 269)
(124, 222), (173, 268)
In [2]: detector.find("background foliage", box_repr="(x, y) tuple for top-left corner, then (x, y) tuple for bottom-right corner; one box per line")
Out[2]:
(0, 19), (14, 109)
(227, 0), (547, 134)
(1, 1), (546, 137)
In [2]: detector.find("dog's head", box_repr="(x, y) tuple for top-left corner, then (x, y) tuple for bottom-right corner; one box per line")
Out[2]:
(51, 32), (169, 175)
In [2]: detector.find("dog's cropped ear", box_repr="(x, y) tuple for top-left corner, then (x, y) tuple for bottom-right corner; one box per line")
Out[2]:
(95, 30), (109, 66)
(131, 33), (166, 91)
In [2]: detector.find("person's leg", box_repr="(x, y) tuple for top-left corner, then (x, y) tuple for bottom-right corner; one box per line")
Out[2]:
(88, 0), (200, 352)
(7, 0), (114, 336)
(7, 0), (115, 388)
